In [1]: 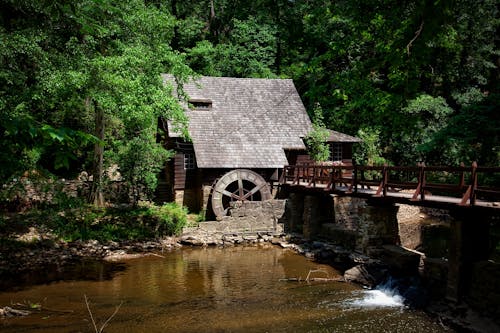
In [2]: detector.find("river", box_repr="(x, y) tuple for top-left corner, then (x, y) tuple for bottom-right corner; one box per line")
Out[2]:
(0, 245), (449, 332)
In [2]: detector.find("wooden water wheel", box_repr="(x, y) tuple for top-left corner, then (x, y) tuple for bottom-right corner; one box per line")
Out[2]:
(211, 169), (272, 218)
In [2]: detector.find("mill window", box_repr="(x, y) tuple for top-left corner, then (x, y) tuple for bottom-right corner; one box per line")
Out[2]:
(189, 99), (212, 111)
(184, 152), (196, 170)
(330, 143), (342, 162)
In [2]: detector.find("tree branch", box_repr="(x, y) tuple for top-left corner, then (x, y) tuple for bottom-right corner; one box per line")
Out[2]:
(406, 21), (424, 56)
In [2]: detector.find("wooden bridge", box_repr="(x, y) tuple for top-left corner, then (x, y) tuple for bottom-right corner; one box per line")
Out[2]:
(279, 162), (500, 211)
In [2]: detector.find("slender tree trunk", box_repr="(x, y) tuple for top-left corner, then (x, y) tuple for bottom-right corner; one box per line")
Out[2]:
(209, 0), (218, 40)
(274, 0), (281, 74)
(171, 0), (179, 49)
(89, 99), (105, 207)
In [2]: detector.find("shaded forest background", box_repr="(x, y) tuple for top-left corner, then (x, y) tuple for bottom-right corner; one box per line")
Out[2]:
(1, 0), (498, 202)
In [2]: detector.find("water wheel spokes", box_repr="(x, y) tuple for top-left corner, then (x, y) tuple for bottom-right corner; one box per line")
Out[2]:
(211, 169), (272, 218)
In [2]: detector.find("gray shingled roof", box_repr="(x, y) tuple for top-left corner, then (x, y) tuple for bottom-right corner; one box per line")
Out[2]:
(327, 130), (362, 143)
(163, 75), (313, 169)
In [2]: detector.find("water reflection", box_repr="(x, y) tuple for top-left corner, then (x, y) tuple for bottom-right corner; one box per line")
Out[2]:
(0, 245), (449, 333)
(0, 259), (126, 291)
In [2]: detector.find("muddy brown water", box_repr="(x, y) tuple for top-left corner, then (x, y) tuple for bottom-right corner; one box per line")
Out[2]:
(0, 245), (450, 332)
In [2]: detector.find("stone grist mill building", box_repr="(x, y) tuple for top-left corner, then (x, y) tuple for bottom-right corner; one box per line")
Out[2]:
(158, 75), (359, 219)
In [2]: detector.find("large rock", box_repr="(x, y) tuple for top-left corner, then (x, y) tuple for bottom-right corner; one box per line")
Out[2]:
(344, 264), (389, 287)
(179, 235), (206, 246)
(376, 245), (421, 275)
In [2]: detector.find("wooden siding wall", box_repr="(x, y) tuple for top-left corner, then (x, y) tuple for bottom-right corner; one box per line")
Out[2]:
(285, 149), (309, 166)
(173, 153), (186, 190)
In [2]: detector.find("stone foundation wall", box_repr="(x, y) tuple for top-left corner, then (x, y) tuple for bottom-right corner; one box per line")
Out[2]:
(322, 196), (399, 253)
(180, 200), (286, 245)
(468, 260), (500, 321)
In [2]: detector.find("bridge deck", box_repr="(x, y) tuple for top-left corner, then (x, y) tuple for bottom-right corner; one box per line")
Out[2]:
(280, 163), (500, 212)
(287, 181), (496, 208)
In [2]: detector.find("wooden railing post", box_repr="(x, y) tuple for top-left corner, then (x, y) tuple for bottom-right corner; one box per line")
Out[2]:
(412, 162), (425, 201)
(460, 162), (478, 206)
(293, 166), (300, 185)
(353, 163), (358, 193)
(375, 164), (387, 196)
(420, 162), (426, 201)
(325, 166), (334, 191)
(383, 164), (388, 197)
(470, 161), (478, 205)
(307, 165), (316, 187)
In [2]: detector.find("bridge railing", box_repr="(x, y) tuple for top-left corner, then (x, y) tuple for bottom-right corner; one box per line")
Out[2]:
(281, 163), (500, 206)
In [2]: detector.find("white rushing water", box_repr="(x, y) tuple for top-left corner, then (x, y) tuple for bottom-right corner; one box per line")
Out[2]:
(346, 280), (405, 308)
(352, 289), (405, 307)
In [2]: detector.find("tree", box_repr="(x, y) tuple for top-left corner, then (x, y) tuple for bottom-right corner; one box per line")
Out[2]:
(0, 0), (192, 205)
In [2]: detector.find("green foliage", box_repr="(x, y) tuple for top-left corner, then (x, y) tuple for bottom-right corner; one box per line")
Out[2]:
(282, 0), (498, 166)
(304, 125), (330, 162)
(0, 115), (98, 181)
(187, 16), (278, 77)
(0, 0), (193, 203)
(353, 128), (389, 166)
(114, 137), (173, 203)
(429, 91), (500, 166)
(304, 104), (330, 162)
(144, 202), (187, 236)
(2, 202), (188, 242)
(1, 0), (498, 211)
(396, 95), (454, 164)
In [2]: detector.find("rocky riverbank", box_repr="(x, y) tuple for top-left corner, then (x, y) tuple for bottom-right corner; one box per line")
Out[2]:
(0, 235), (175, 289)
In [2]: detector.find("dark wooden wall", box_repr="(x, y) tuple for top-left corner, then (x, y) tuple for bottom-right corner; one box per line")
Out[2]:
(173, 153), (186, 190)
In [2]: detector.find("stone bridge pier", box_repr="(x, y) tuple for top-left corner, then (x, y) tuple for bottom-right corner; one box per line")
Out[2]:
(284, 192), (401, 252)
(446, 209), (497, 306)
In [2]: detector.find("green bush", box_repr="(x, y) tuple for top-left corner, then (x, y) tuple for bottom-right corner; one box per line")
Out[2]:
(144, 202), (187, 236)
(5, 202), (189, 243)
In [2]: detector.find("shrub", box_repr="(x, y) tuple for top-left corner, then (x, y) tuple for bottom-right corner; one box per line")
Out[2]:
(1, 201), (188, 243)
(144, 202), (187, 236)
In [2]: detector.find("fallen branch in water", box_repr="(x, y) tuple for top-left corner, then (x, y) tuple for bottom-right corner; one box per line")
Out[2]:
(148, 253), (165, 258)
(84, 294), (123, 333)
(280, 269), (345, 283)
(0, 306), (31, 317)
(12, 301), (74, 314)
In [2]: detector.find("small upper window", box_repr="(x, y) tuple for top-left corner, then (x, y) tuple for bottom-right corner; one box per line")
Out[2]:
(189, 99), (212, 111)
(184, 152), (196, 170)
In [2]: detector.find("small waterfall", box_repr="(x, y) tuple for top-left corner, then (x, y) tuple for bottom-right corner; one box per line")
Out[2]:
(346, 278), (406, 308)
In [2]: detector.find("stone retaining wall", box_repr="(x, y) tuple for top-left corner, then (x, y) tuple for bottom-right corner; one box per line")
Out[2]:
(180, 200), (286, 246)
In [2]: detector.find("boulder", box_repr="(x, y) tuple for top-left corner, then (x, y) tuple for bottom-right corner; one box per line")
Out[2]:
(344, 264), (389, 287)
(377, 245), (421, 275)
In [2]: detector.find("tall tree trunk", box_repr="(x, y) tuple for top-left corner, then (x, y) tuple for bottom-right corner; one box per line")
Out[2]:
(171, 0), (179, 49)
(209, 0), (218, 40)
(88, 99), (105, 207)
(274, 0), (281, 74)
